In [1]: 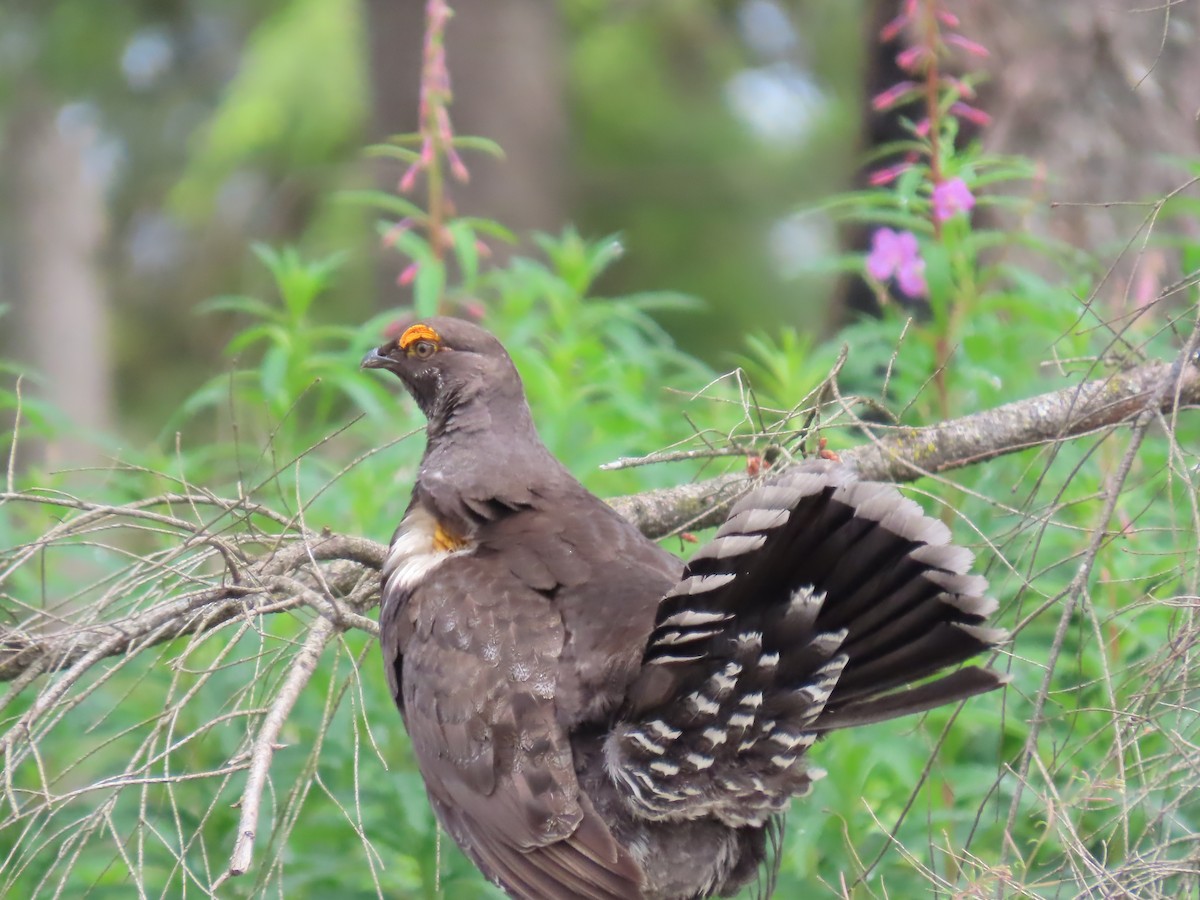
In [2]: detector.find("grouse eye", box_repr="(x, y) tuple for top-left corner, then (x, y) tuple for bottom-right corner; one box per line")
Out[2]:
(411, 339), (437, 360)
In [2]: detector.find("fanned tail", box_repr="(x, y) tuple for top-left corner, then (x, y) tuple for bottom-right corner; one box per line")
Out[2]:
(605, 459), (1007, 827)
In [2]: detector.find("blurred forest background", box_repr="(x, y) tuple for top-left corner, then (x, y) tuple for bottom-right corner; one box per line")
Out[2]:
(2, 1), (1200, 898)
(6, 0), (1195, 461)
(5, 0), (863, 459)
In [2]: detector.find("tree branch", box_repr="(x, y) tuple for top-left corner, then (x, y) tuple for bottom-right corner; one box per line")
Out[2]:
(0, 532), (383, 685)
(608, 356), (1200, 538)
(227, 613), (340, 877)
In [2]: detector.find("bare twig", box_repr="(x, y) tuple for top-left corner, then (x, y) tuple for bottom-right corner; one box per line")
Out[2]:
(6, 374), (21, 494)
(1000, 332), (1200, 870)
(0, 532), (383, 684)
(609, 355), (1200, 538)
(227, 614), (340, 877)
(599, 445), (754, 471)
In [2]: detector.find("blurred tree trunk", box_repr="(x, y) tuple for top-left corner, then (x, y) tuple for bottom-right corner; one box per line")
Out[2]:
(7, 92), (113, 467)
(963, 0), (1200, 253)
(364, 0), (567, 297)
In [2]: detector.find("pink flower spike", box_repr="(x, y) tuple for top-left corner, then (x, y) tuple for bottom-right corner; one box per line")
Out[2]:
(866, 228), (927, 298)
(398, 163), (422, 194)
(868, 162), (910, 186)
(880, 14), (909, 42)
(942, 76), (976, 100)
(872, 81), (917, 112)
(398, 262), (419, 286)
(896, 45), (928, 72)
(435, 105), (454, 142)
(936, 9), (960, 27)
(475, 239), (492, 259)
(913, 117), (931, 138)
(946, 33), (990, 58)
(950, 101), (993, 127)
(448, 147), (470, 183)
(932, 177), (976, 222)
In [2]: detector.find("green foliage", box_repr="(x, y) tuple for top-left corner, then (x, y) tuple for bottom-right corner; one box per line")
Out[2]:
(484, 230), (714, 492)
(178, 243), (394, 429)
(0, 312), (61, 448)
(168, 0), (367, 221)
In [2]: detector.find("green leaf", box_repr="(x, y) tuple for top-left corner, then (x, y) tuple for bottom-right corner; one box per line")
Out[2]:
(225, 323), (287, 356)
(260, 343), (290, 407)
(448, 220), (480, 288)
(337, 189), (426, 221)
(609, 290), (704, 314)
(456, 217), (518, 244)
(324, 373), (391, 420)
(377, 131), (422, 146)
(449, 135), (506, 159)
(196, 294), (283, 322)
(920, 240), (954, 326)
(362, 143), (422, 163)
(413, 261), (445, 318)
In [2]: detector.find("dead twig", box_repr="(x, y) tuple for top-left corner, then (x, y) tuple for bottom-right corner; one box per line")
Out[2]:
(609, 355), (1200, 538)
(226, 614), (340, 878)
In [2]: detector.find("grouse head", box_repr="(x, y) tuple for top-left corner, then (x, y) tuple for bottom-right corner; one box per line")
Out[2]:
(361, 317), (529, 437)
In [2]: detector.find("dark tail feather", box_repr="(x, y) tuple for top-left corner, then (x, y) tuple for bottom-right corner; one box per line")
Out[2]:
(609, 459), (1006, 827)
(812, 665), (1008, 731)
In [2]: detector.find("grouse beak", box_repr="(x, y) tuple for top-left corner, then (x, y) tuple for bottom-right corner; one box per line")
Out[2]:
(360, 347), (390, 370)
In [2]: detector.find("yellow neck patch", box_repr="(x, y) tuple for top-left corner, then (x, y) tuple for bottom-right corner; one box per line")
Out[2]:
(432, 521), (468, 553)
(399, 323), (441, 350)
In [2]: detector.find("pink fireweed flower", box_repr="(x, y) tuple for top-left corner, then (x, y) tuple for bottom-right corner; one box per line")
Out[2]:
(943, 76), (976, 100)
(448, 147), (470, 183)
(949, 101), (992, 127)
(946, 33), (990, 58)
(880, 14), (908, 42)
(872, 80), (918, 112)
(866, 228), (927, 298)
(936, 9), (961, 28)
(399, 163), (421, 194)
(896, 44), (930, 72)
(868, 162), (911, 187)
(880, 0), (918, 41)
(397, 262), (419, 286)
(932, 177), (976, 221)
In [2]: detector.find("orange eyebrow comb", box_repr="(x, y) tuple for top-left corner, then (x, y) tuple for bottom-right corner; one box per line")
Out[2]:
(398, 323), (441, 350)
